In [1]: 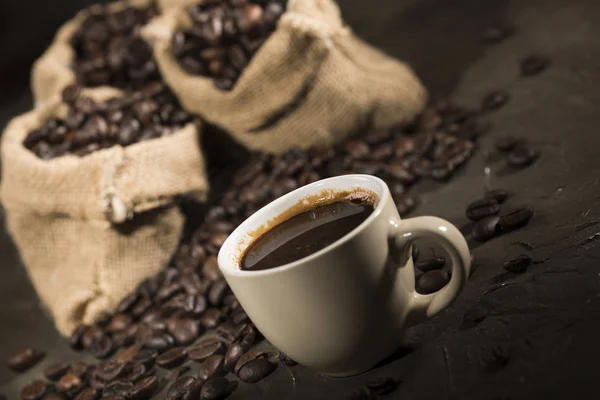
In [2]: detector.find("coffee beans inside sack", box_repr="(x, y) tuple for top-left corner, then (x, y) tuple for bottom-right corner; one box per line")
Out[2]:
(145, 0), (427, 153)
(0, 87), (209, 335)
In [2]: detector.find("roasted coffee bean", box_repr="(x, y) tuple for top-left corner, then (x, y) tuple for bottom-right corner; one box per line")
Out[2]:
(102, 380), (133, 398)
(168, 365), (190, 381)
(62, 84), (82, 104)
(238, 358), (277, 383)
(143, 331), (175, 353)
(73, 387), (99, 400)
(207, 280), (228, 307)
(385, 163), (415, 184)
(481, 90), (510, 112)
(416, 270), (450, 294)
(189, 338), (225, 362)
(200, 377), (237, 400)
(57, 373), (85, 396)
(223, 343), (245, 372)
(95, 361), (129, 382)
(234, 349), (268, 374)
(484, 188), (509, 203)
(502, 255), (532, 273)
(466, 198), (501, 221)
(133, 349), (158, 369)
(166, 375), (196, 400)
(114, 345), (141, 364)
(472, 215), (500, 241)
(366, 377), (400, 395)
(198, 355), (226, 381)
(200, 308), (222, 329)
(167, 317), (200, 346)
(494, 135), (518, 152)
(7, 347), (45, 372)
(464, 304), (488, 323)
(520, 55), (550, 76)
(239, 327), (257, 349)
(45, 362), (71, 381)
(67, 361), (89, 379)
(346, 386), (376, 400)
(20, 379), (49, 400)
(116, 292), (140, 314)
(108, 314), (132, 333)
(88, 335), (114, 359)
(497, 207), (534, 231)
(129, 376), (158, 400)
(415, 257), (446, 272)
(507, 145), (539, 167)
(278, 352), (298, 367)
(156, 346), (188, 369)
(483, 23), (514, 44)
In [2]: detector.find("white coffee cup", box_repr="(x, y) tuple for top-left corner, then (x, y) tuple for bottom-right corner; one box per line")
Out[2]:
(218, 174), (470, 376)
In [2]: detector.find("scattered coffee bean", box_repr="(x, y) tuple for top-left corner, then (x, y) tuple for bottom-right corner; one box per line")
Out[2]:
(484, 189), (509, 203)
(143, 331), (175, 353)
(20, 379), (49, 400)
(507, 144), (539, 167)
(234, 349), (268, 374)
(223, 343), (245, 372)
(69, 325), (90, 350)
(415, 257), (446, 272)
(73, 388), (98, 400)
(472, 215), (500, 241)
(237, 358), (277, 383)
(166, 375), (198, 400)
(520, 55), (550, 77)
(200, 377), (237, 400)
(189, 338), (225, 362)
(88, 335), (114, 359)
(129, 376), (158, 400)
(494, 135), (518, 152)
(132, 349), (158, 369)
(497, 207), (534, 232)
(103, 380), (133, 398)
(198, 354), (226, 381)
(416, 270), (450, 294)
(57, 373), (85, 397)
(464, 304), (488, 323)
(44, 362), (71, 381)
(466, 198), (501, 221)
(7, 347), (45, 372)
(156, 346), (188, 369)
(167, 316), (200, 346)
(502, 255), (532, 273)
(365, 377), (400, 395)
(481, 90), (510, 112)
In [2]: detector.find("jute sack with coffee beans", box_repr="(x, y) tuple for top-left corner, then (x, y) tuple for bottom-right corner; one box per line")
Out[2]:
(31, 0), (197, 105)
(144, 0), (427, 153)
(0, 88), (208, 336)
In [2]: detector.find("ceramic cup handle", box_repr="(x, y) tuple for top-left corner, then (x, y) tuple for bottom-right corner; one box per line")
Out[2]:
(391, 216), (471, 325)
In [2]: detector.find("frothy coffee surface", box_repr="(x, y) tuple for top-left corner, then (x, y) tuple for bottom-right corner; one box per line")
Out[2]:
(241, 200), (374, 271)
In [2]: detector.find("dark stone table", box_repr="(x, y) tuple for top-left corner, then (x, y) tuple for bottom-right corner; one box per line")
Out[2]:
(2, 0), (600, 398)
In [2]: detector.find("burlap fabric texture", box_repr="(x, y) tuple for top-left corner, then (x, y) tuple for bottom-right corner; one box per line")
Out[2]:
(31, 0), (197, 105)
(144, 0), (427, 154)
(0, 88), (208, 335)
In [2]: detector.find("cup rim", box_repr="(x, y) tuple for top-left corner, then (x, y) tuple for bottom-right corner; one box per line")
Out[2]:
(217, 174), (390, 277)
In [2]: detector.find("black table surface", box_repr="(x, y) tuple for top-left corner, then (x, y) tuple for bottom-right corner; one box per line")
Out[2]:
(2, 0), (600, 398)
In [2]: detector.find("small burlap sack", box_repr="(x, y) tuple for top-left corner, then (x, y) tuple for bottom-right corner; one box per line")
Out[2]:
(0, 88), (208, 336)
(144, 0), (427, 153)
(31, 0), (198, 105)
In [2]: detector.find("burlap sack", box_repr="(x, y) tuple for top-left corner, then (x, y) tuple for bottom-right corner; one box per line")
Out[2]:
(31, 0), (198, 105)
(144, 0), (427, 153)
(0, 89), (208, 335)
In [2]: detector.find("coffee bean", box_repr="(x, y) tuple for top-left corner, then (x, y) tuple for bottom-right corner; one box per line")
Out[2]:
(502, 255), (532, 273)
(416, 270), (450, 294)
(466, 198), (501, 221)
(200, 377), (237, 400)
(62, 84), (82, 104)
(88, 335), (114, 359)
(57, 373), (85, 396)
(385, 163), (415, 184)
(344, 140), (370, 159)
(156, 346), (188, 369)
(167, 317), (200, 346)
(484, 188), (509, 203)
(198, 355), (226, 381)
(200, 308), (222, 329)
(132, 349), (158, 369)
(520, 55), (550, 76)
(103, 380), (133, 398)
(234, 349), (268, 374)
(73, 388), (99, 400)
(507, 145), (539, 167)
(497, 207), (534, 231)
(166, 375), (196, 400)
(122, 361), (146, 383)
(366, 377), (400, 395)
(94, 361), (128, 382)
(143, 331), (175, 353)
(189, 338), (225, 362)
(207, 280), (228, 307)
(168, 365), (190, 381)
(44, 362), (71, 381)
(108, 314), (132, 333)
(473, 215), (500, 242)
(494, 135), (518, 152)
(67, 361), (89, 379)
(7, 347), (45, 372)
(129, 376), (158, 400)
(464, 304), (488, 323)
(20, 379), (49, 400)
(415, 257), (446, 272)
(481, 90), (510, 112)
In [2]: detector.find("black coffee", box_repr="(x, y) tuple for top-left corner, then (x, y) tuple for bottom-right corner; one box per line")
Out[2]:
(241, 200), (374, 271)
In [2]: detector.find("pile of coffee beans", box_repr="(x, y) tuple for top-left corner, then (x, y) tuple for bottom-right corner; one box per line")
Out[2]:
(173, 0), (287, 90)
(71, 3), (160, 90)
(23, 83), (193, 159)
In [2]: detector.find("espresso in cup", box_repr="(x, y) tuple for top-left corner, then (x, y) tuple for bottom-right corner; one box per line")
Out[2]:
(241, 191), (377, 271)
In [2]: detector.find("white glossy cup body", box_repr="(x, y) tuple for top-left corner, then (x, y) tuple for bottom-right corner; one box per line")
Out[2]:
(218, 175), (470, 376)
